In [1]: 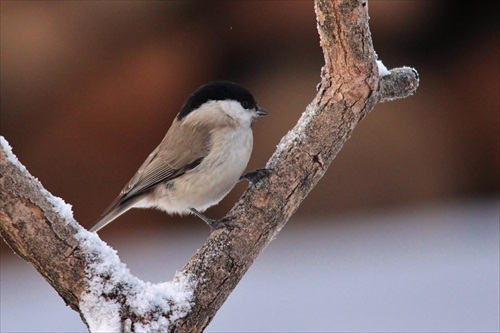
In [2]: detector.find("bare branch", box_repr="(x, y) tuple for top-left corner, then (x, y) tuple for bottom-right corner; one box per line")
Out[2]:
(0, 0), (419, 332)
(378, 66), (420, 103)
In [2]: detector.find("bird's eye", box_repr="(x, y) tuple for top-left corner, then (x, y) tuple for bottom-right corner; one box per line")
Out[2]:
(241, 101), (249, 109)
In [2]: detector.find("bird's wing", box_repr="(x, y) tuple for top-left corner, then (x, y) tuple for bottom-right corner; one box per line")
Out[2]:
(106, 119), (212, 209)
(90, 117), (213, 232)
(119, 150), (204, 202)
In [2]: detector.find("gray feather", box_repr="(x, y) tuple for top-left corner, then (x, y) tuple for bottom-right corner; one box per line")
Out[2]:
(89, 197), (139, 232)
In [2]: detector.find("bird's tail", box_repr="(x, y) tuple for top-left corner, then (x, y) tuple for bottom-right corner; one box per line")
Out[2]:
(89, 200), (136, 233)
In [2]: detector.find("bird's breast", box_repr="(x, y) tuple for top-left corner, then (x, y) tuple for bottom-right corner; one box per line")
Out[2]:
(154, 127), (253, 214)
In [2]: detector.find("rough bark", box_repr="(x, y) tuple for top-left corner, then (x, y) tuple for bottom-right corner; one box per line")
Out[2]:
(0, 0), (419, 332)
(0, 149), (88, 322)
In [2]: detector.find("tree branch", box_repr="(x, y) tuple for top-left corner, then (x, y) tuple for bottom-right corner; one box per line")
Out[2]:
(0, 0), (419, 332)
(378, 66), (419, 103)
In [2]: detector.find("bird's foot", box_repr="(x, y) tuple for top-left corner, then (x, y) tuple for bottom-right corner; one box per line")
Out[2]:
(190, 208), (234, 231)
(239, 168), (271, 185)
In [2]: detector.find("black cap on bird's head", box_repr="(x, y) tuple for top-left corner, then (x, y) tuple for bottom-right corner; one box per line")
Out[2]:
(177, 81), (267, 120)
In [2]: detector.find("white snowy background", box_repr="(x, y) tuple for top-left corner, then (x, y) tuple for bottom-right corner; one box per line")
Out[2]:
(2, 199), (499, 332)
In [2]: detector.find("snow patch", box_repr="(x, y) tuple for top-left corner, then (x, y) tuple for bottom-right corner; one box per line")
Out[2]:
(1, 136), (27, 173)
(76, 230), (194, 332)
(376, 60), (391, 77)
(80, 294), (121, 333)
(42, 191), (76, 225)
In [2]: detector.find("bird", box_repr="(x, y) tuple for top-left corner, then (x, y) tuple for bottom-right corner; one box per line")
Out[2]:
(89, 81), (268, 233)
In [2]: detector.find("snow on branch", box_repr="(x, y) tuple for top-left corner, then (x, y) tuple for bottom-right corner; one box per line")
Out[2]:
(0, 1), (418, 332)
(0, 137), (194, 332)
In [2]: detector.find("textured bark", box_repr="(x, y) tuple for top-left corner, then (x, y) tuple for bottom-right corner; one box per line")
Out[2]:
(0, 0), (418, 332)
(0, 150), (88, 323)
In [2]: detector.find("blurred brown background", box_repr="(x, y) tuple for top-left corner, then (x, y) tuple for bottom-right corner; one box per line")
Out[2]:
(1, 1), (498, 234)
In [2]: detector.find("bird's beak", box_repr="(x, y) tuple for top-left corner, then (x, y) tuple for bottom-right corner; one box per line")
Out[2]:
(256, 107), (268, 117)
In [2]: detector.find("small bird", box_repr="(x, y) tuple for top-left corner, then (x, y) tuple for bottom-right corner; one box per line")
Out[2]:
(89, 81), (268, 232)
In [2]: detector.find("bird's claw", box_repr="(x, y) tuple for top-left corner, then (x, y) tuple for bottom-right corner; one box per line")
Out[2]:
(190, 208), (237, 231)
(239, 168), (271, 185)
(207, 217), (235, 231)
